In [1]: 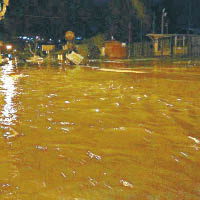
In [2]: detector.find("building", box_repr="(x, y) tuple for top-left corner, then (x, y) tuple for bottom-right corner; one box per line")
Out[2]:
(104, 41), (127, 59)
(147, 34), (200, 57)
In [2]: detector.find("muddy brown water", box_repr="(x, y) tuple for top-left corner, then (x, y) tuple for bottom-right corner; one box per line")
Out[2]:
(0, 61), (200, 199)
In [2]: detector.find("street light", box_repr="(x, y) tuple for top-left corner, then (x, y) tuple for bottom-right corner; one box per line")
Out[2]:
(161, 8), (167, 34)
(6, 45), (12, 50)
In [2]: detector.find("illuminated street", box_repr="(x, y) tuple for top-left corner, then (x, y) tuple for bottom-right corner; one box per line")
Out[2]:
(0, 62), (200, 199)
(0, 0), (200, 199)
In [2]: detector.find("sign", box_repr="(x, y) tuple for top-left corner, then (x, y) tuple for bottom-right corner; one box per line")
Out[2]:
(66, 51), (83, 65)
(42, 45), (55, 51)
(65, 31), (75, 41)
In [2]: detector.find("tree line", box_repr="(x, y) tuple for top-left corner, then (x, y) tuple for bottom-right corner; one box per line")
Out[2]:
(1, 0), (200, 42)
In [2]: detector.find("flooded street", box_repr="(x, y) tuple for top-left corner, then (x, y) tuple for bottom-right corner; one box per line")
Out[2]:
(0, 61), (200, 199)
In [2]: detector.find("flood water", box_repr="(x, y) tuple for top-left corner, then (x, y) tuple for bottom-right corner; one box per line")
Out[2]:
(0, 61), (200, 199)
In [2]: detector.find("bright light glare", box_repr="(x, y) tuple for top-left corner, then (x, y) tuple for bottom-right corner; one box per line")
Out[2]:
(6, 45), (12, 50)
(0, 62), (17, 125)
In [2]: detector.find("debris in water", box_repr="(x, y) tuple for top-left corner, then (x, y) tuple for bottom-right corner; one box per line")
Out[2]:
(35, 145), (48, 151)
(61, 172), (67, 179)
(188, 136), (200, 144)
(87, 151), (101, 160)
(120, 179), (133, 188)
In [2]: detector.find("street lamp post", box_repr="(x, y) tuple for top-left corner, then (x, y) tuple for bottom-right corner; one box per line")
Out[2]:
(128, 22), (131, 58)
(161, 8), (167, 34)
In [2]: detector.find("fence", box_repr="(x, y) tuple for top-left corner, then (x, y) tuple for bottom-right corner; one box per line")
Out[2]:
(131, 42), (154, 57)
(131, 37), (200, 58)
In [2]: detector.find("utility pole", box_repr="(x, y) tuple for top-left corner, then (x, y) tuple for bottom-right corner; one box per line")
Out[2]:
(165, 22), (168, 34)
(140, 20), (143, 42)
(161, 8), (167, 34)
(187, 2), (192, 34)
(125, 0), (132, 58)
(128, 22), (131, 58)
(152, 12), (156, 33)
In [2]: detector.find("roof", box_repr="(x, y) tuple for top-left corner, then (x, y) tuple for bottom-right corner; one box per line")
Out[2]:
(147, 33), (200, 40)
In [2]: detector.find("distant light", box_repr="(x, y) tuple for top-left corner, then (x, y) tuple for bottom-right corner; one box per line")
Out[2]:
(23, 36), (27, 40)
(58, 40), (61, 43)
(6, 45), (12, 50)
(122, 43), (126, 47)
(76, 36), (82, 40)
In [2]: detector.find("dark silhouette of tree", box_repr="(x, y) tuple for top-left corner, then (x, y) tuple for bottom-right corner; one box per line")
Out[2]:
(105, 0), (152, 42)
(2, 0), (200, 42)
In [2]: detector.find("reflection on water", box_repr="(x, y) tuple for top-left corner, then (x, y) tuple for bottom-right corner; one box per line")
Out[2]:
(0, 62), (18, 127)
(0, 63), (200, 199)
(0, 63), (17, 128)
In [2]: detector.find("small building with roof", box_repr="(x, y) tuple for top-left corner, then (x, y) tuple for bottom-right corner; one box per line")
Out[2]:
(147, 34), (200, 57)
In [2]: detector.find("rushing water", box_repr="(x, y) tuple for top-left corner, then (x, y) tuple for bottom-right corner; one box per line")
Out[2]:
(0, 61), (200, 199)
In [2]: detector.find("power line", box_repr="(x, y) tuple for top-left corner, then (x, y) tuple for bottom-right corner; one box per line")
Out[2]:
(24, 15), (61, 19)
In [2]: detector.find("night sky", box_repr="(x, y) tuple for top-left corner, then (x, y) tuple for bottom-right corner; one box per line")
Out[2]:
(93, 0), (108, 5)
(1, 0), (200, 42)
